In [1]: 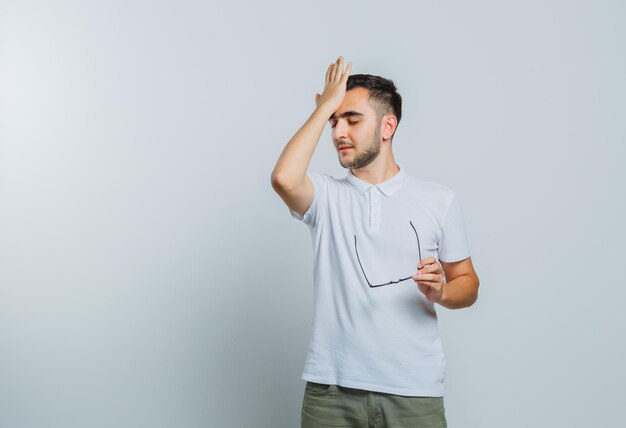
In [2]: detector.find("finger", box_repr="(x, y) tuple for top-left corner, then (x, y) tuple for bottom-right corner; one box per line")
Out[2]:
(417, 265), (430, 274)
(341, 61), (352, 81)
(413, 273), (442, 283)
(328, 60), (339, 83)
(417, 257), (437, 269)
(417, 283), (429, 294)
(325, 63), (333, 85)
(415, 279), (429, 289)
(414, 279), (442, 292)
(334, 56), (344, 81)
(420, 263), (442, 274)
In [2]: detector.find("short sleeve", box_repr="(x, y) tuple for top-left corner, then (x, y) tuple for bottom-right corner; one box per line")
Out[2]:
(288, 172), (327, 227)
(438, 192), (471, 262)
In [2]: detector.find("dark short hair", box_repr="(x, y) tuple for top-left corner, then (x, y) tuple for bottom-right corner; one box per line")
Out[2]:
(346, 74), (402, 140)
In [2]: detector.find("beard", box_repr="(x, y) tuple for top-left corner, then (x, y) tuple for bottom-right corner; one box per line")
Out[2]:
(338, 125), (381, 170)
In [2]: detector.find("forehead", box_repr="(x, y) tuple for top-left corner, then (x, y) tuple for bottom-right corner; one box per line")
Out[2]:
(334, 87), (376, 117)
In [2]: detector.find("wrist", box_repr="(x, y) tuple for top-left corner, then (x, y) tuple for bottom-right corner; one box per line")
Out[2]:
(315, 102), (337, 119)
(438, 282), (448, 307)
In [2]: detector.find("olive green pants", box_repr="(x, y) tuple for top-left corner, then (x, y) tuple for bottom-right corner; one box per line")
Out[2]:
(301, 381), (447, 428)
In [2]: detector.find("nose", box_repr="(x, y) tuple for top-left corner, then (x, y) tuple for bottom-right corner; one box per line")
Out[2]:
(332, 119), (349, 141)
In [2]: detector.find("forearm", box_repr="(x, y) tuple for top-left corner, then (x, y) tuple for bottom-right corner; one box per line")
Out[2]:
(271, 104), (334, 189)
(438, 274), (479, 309)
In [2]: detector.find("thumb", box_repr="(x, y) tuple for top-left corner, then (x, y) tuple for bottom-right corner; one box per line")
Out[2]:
(315, 93), (320, 103)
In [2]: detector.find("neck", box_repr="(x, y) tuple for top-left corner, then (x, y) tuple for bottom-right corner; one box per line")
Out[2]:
(350, 152), (400, 185)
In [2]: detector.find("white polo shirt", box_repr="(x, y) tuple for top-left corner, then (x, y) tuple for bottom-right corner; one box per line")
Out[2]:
(289, 163), (471, 396)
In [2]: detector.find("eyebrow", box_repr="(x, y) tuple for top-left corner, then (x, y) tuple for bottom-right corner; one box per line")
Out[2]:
(328, 111), (365, 121)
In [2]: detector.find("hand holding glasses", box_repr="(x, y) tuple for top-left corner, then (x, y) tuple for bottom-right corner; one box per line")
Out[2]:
(412, 257), (446, 303)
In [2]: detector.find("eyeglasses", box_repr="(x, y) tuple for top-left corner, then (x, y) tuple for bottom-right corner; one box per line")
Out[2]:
(354, 221), (422, 288)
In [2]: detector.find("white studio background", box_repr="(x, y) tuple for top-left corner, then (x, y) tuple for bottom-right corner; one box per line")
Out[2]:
(1, 1), (624, 427)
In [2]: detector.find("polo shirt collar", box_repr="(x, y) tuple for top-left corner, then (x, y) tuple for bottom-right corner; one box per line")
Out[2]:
(347, 163), (407, 197)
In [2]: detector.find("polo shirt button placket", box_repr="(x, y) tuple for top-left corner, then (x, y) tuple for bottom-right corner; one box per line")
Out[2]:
(370, 187), (381, 230)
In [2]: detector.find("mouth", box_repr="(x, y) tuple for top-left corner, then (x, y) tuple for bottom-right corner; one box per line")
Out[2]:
(338, 146), (353, 153)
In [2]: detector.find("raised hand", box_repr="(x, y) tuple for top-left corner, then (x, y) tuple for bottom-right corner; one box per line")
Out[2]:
(315, 56), (352, 111)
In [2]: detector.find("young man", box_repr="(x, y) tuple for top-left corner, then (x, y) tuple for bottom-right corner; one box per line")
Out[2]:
(271, 56), (480, 428)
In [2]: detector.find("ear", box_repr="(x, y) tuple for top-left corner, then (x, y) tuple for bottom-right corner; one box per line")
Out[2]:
(381, 114), (398, 141)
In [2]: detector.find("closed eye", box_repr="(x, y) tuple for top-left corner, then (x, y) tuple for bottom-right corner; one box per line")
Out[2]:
(330, 121), (359, 128)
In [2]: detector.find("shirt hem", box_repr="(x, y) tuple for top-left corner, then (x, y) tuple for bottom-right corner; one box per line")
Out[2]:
(302, 372), (444, 397)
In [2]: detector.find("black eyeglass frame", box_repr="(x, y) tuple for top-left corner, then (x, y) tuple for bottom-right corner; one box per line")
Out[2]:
(354, 221), (422, 288)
